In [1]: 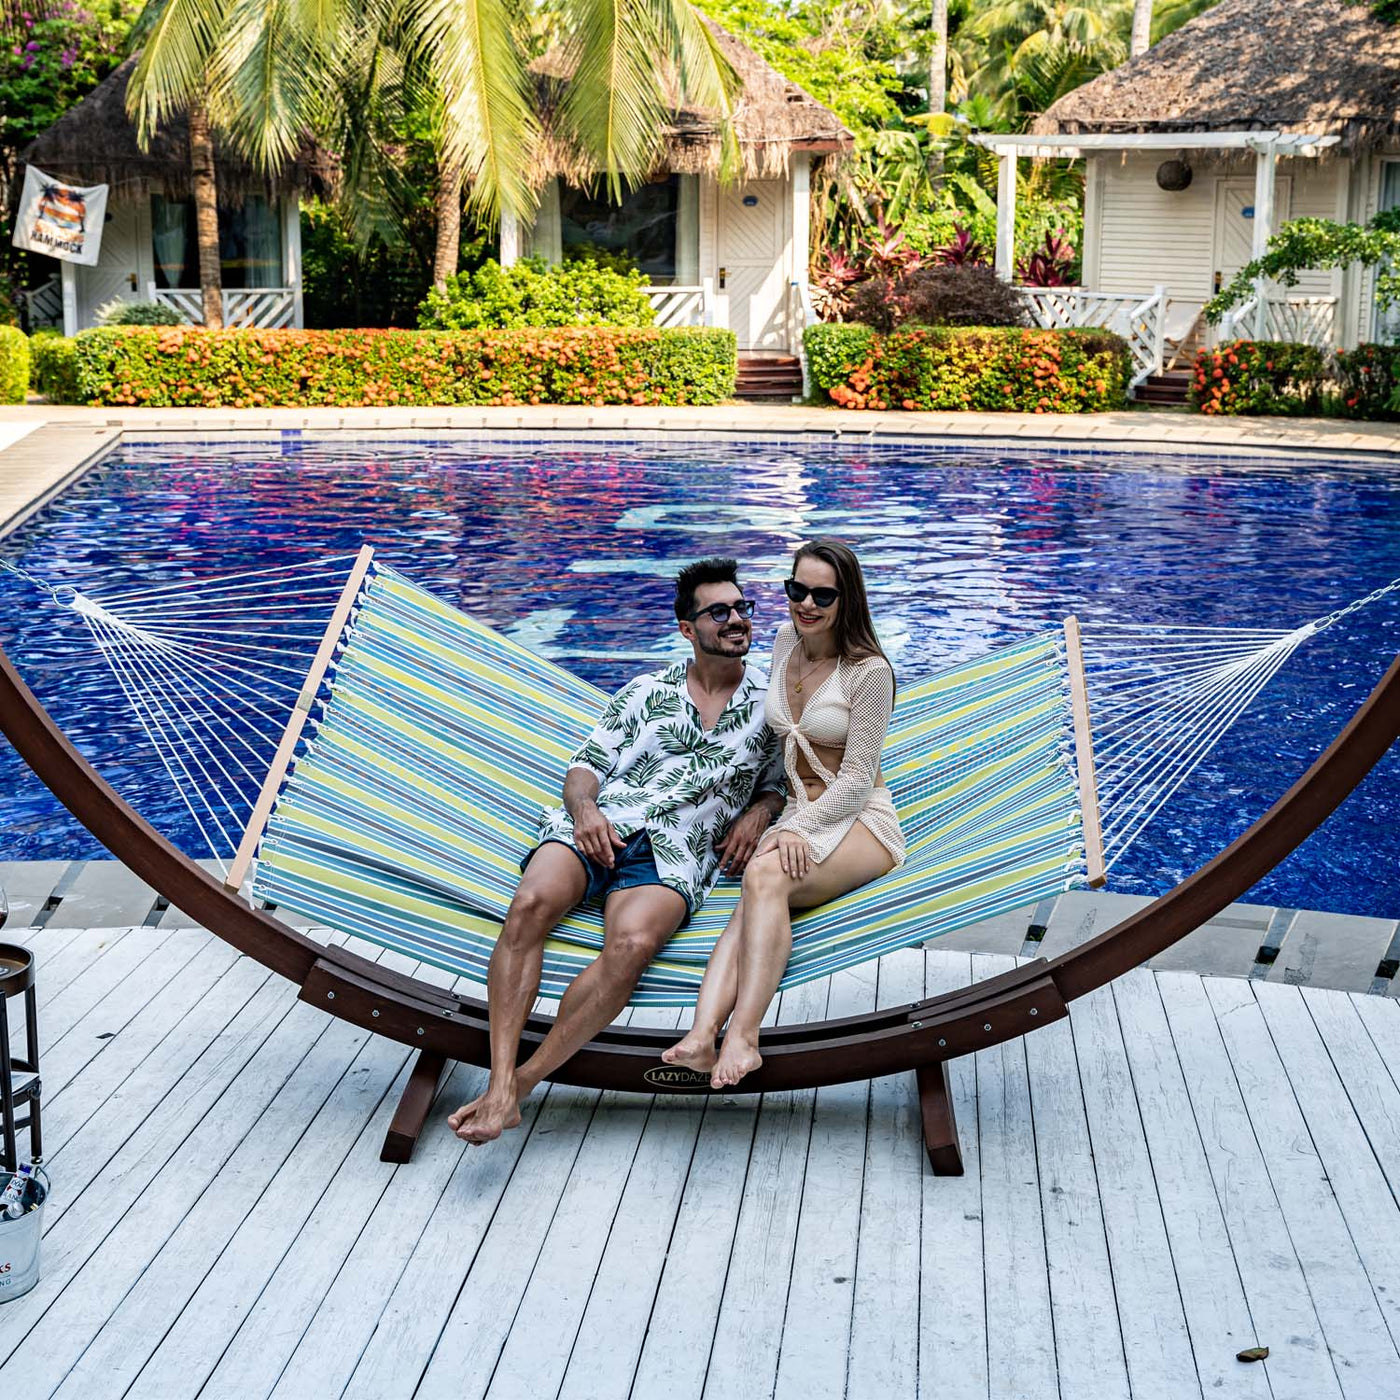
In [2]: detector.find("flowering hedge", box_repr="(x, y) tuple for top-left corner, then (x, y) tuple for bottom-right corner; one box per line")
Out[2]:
(804, 323), (1130, 412)
(0, 326), (29, 404)
(1189, 341), (1326, 416)
(1335, 343), (1400, 420)
(65, 325), (737, 407)
(29, 331), (79, 401)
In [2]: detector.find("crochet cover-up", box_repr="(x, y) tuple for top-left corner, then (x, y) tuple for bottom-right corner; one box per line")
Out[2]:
(761, 622), (906, 867)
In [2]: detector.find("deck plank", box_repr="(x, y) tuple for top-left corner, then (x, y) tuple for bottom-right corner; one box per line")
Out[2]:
(1204, 976), (1400, 1396)
(1025, 983), (1132, 1399)
(1155, 970), (1346, 1400)
(0, 967), (312, 1391)
(973, 952), (1057, 1400)
(1067, 976), (1194, 1398)
(773, 965), (876, 1400)
(1250, 981), (1400, 1359)
(846, 948), (923, 1399)
(1110, 969), (1269, 1397)
(917, 949), (987, 1400)
(700, 977), (829, 1400)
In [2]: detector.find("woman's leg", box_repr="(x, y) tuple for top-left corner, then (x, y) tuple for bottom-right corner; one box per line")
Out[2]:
(662, 898), (745, 1071)
(711, 822), (896, 1089)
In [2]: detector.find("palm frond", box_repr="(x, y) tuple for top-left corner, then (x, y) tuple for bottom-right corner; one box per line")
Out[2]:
(128, 0), (232, 143)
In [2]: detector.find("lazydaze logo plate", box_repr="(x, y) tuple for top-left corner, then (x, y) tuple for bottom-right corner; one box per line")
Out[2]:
(643, 1064), (711, 1088)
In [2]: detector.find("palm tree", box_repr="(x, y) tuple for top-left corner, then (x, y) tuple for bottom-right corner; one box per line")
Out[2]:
(127, 0), (741, 300)
(1129, 0), (1151, 54)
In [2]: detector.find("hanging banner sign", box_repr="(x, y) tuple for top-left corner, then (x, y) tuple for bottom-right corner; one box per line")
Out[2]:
(11, 165), (108, 265)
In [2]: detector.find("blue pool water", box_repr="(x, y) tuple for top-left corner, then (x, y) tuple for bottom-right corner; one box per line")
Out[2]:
(1, 436), (1398, 917)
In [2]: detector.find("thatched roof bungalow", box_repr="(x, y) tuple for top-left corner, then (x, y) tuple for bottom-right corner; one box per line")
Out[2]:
(514, 22), (852, 357)
(22, 57), (332, 334)
(975, 0), (1400, 362)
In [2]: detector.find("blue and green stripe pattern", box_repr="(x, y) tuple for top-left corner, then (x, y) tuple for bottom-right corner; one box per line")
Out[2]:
(252, 564), (1089, 1004)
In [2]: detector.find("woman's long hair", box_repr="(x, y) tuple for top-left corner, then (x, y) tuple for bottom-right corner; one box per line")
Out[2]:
(791, 538), (893, 684)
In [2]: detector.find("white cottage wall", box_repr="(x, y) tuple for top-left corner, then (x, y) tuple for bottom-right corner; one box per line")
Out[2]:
(1085, 152), (1350, 338)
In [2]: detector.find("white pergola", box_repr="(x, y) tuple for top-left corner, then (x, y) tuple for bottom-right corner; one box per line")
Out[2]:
(971, 131), (1342, 282)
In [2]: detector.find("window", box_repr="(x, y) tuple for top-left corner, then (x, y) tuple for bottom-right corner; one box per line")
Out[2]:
(149, 195), (283, 290)
(545, 175), (699, 284)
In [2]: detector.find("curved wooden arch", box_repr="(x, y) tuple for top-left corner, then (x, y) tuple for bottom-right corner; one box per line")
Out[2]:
(3, 644), (1398, 1162)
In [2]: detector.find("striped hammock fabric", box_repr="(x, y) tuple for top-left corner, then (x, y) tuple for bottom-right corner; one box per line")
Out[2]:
(252, 564), (1090, 1005)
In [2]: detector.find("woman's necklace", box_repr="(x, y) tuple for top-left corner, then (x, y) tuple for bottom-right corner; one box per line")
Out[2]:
(793, 641), (832, 695)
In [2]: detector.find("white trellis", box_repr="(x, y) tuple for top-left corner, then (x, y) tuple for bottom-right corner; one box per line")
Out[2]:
(1217, 295), (1338, 349)
(1019, 286), (1167, 389)
(641, 285), (710, 328)
(149, 286), (298, 329)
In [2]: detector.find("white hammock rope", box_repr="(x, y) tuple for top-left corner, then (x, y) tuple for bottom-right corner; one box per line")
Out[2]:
(3, 557), (1397, 883)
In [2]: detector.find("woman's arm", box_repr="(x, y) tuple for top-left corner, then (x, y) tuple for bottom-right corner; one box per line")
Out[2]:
(777, 659), (894, 864)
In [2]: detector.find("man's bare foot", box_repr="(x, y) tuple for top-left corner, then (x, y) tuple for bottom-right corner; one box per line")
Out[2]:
(447, 1088), (490, 1134)
(661, 1030), (719, 1073)
(710, 1036), (762, 1089)
(453, 1087), (522, 1145)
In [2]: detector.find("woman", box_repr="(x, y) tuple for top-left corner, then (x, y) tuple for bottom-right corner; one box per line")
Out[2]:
(663, 538), (904, 1088)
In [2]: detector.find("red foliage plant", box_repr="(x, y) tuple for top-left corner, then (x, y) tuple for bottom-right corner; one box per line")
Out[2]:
(1016, 230), (1076, 287)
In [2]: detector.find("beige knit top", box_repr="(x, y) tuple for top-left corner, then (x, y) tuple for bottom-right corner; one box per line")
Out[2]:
(763, 623), (905, 866)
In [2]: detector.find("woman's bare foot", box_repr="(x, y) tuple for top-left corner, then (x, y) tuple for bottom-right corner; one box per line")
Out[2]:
(710, 1036), (762, 1089)
(661, 1029), (720, 1073)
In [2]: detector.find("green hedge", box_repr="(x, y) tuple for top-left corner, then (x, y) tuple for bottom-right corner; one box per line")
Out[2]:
(0, 325), (29, 404)
(418, 258), (655, 330)
(66, 325), (737, 407)
(1335, 343), (1400, 420)
(30, 332), (81, 403)
(804, 323), (1130, 412)
(1189, 341), (1326, 416)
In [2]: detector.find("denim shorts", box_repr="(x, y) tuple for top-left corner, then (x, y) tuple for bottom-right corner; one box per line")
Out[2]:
(525, 829), (671, 907)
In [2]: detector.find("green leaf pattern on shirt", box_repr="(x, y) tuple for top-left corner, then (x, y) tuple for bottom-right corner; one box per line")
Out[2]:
(538, 661), (784, 913)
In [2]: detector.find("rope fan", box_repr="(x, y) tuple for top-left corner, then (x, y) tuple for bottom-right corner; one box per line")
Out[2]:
(1, 552), (1397, 1170)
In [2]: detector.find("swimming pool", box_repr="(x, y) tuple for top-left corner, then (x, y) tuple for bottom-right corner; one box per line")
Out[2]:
(1, 434), (1397, 917)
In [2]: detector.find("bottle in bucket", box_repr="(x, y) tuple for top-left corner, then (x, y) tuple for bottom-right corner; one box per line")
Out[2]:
(1, 1164), (32, 1220)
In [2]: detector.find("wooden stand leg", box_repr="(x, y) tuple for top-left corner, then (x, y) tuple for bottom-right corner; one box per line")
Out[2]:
(916, 1061), (964, 1176)
(380, 1050), (448, 1164)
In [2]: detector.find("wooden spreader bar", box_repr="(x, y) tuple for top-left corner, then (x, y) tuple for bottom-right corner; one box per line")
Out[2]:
(2, 642), (1397, 1177)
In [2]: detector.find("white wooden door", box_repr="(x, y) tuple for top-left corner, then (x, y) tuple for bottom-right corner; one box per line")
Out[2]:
(1212, 177), (1291, 293)
(1374, 161), (1400, 342)
(717, 180), (787, 349)
(77, 199), (153, 327)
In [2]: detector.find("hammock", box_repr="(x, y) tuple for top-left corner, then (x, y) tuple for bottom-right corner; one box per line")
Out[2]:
(3, 554), (1397, 1007)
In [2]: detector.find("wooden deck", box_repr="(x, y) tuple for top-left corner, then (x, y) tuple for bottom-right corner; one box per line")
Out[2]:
(3, 920), (1400, 1399)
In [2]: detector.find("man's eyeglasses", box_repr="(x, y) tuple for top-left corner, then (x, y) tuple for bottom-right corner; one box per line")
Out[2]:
(688, 599), (757, 625)
(784, 579), (840, 609)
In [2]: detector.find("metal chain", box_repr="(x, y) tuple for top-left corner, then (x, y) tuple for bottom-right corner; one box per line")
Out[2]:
(1310, 577), (1400, 634)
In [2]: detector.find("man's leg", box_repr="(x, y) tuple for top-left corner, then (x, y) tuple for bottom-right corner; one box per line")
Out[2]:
(508, 883), (687, 1104)
(449, 842), (588, 1142)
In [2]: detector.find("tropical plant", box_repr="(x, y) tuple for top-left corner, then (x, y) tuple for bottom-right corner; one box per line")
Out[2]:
(417, 257), (655, 329)
(930, 224), (990, 266)
(848, 263), (1029, 331)
(1205, 211), (1400, 325)
(94, 297), (184, 325)
(1016, 228), (1076, 284)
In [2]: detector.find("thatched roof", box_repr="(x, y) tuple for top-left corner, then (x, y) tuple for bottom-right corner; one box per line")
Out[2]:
(531, 21), (853, 182)
(23, 57), (335, 200)
(1036, 0), (1400, 152)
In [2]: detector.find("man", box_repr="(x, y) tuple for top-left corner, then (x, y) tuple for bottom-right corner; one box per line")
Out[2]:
(449, 558), (785, 1144)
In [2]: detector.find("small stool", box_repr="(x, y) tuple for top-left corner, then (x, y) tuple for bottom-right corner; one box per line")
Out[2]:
(0, 944), (41, 1171)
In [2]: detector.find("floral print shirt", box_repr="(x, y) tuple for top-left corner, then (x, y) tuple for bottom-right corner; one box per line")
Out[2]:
(537, 661), (784, 912)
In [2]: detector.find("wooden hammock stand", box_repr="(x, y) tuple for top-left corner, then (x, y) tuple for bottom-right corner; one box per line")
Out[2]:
(2, 643), (1397, 1173)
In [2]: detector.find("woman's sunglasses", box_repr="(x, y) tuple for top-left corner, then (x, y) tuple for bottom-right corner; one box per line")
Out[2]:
(688, 598), (757, 625)
(784, 579), (840, 609)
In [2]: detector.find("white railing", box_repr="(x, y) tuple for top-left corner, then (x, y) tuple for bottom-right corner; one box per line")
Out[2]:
(23, 277), (62, 330)
(642, 285), (708, 328)
(790, 279), (816, 399)
(1019, 285), (1167, 389)
(1217, 294), (1337, 349)
(149, 286), (298, 329)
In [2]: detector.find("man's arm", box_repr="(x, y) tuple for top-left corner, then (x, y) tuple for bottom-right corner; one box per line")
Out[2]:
(563, 766), (626, 869)
(716, 787), (784, 876)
